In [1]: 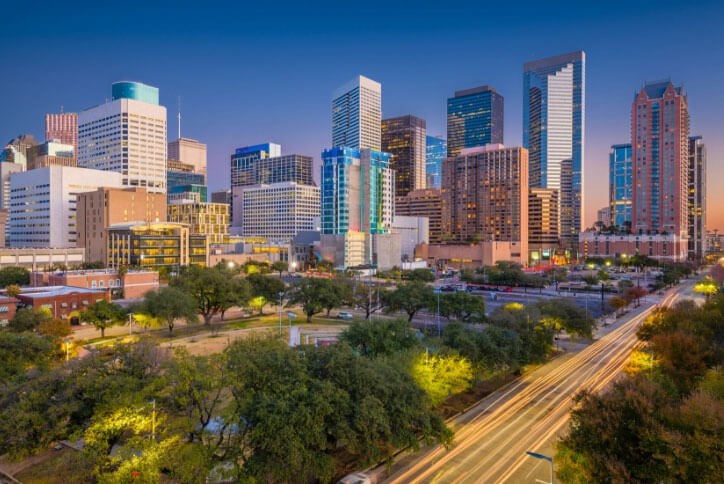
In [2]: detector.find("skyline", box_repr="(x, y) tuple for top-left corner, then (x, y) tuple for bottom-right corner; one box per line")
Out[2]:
(2, 0), (722, 230)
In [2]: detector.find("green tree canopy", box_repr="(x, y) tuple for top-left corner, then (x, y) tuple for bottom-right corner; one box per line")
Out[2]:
(247, 273), (286, 315)
(79, 299), (125, 337)
(382, 281), (434, 322)
(285, 277), (331, 322)
(535, 298), (597, 339)
(8, 307), (52, 333)
(0, 266), (29, 287)
(404, 268), (435, 282)
(438, 291), (486, 323)
(270, 260), (289, 277)
(139, 286), (198, 334)
(340, 318), (420, 357)
(171, 265), (244, 325)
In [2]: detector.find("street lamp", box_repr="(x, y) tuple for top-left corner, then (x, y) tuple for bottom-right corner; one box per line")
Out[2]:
(278, 291), (284, 336)
(128, 312), (134, 336)
(290, 261), (297, 273)
(526, 451), (554, 484)
(434, 287), (442, 337)
(64, 337), (71, 362)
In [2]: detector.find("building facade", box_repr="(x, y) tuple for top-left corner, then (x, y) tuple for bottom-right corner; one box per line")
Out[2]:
(332, 75), (382, 150)
(688, 136), (706, 261)
(523, 51), (586, 244)
(609, 143), (633, 230)
(0, 161), (23, 210)
(107, 222), (207, 270)
(579, 232), (687, 262)
(233, 182), (320, 240)
(78, 82), (166, 193)
(447, 85), (504, 157)
(441, 144), (528, 262)
(597, 206), (611, 227)
(77, 187), (167, 264)
(528, 187), (559, 264)
(45, 113), (78, 153)
(15, 286), (109, 322)
(425, 135), (446, 189)
(395, 188), (443, 243)
(31, 269), (159, 299)
(27, 140), (76, 170)
(8, 166), (123, 248)
(4, 134), (38, 169)
(631, 81), (689, 238)
(0, 247), (85, 270)
(167, 202), (230, 244)
(382, 115), (427, 196)
(168, 137), (207, 174)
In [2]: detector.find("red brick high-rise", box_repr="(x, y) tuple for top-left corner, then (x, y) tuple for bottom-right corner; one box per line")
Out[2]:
(631, 81), (689, 238)
(45, 113), (78, 153)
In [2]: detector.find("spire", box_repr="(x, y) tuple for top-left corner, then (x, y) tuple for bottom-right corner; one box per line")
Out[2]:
(177, 96), (181, 139)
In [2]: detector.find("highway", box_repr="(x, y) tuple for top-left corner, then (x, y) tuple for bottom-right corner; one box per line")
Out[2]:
(376, 282), (692, 484)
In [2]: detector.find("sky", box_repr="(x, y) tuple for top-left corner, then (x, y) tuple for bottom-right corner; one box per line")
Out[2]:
(1, 0), (722, 230)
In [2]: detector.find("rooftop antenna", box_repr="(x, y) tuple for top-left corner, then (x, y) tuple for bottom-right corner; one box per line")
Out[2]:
(60, 105), (64, 114)
(177, 96), (181, 140)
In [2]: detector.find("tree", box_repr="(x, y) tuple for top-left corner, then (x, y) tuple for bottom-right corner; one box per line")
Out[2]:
(382, 281), (434, 322)
(487, 261), (526, 287)
(171, 265), (242, 325)
(351, 281), (383, 319)
(8, 307), (52, 332)
(285, 277), (329, 322)
(270, 260), (288, 277)
(609, 296), (628, 316)
(535, 298), (596, 339)
(79, 300), (124, 337)
(247, 273), (285, 315)
(0, 332), (54, 386)
(437, 291), (486, 323)
(0, 266), (29, 287)
(411, 353), (474, 406)
(624, 286), (647, 307)
(5, 284), (20, 298)
(340, 318), (419, 357)
(37, 318), (71, 339)
(582, 274), (599, 286)
(140, 286), (199, 334)
(694, 277), (719, 300)
(404, 268), (435, 282)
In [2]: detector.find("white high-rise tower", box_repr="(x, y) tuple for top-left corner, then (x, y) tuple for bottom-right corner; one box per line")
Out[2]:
(332, 75), (382, 150)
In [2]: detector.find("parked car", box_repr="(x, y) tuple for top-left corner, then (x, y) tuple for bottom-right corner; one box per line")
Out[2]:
(336, 312), (353, 320)
(337, 473), (372, 484)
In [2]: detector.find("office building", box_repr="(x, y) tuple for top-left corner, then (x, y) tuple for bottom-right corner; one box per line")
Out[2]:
(688, 136), (706, 261)
(441, 144), (528, 262)
(706, 231), (723, 254)
(78, 81), (166, 193)
(8, 166), (123, 248)
(107, 222), (207, 269)
(528, 187), (559, 264)
(77, 187), (167, 264)
(597, 206), (611, 227)
(395, 188), (443, 243)
(447, 85), (504, 156)
(609, 143), (633, 230)
(168, 185), (207, 204)
(524, 51), (586, 243)
(31, 269), (159, 300)
(211, 189), (231, 205)
(0, 162), (23, 210)
(382, 115), (426, 196)
(45, 113), (78, 152)
(392, 216), (429, 262)
(425, 136), (446, 188)
(631, 80), (689, 238)
(233, 182), (320, 240)
(4, 134), (38, 169)
(0, 247), (86, 270)
(27, 140), (76, 170)
(332, 75), (382, 150)
(230, 145), (311, 187)
(579, 232), (686, 262)
(167, 201), (230, 244)
(168, 137), (207, 175)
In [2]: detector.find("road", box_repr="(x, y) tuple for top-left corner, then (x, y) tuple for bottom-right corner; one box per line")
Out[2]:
(376, 281), (694, 484)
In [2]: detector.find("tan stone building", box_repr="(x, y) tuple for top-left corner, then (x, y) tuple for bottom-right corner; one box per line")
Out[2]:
(77, 187), (167, 264)
(441, 144), (528, 261)
(395, 188), (443, 242)
(167, 202), (229, 244)
(528, 187), (559, 264)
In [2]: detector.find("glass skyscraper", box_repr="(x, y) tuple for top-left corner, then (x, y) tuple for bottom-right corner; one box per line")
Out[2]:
(523, 51), (585, 247)
(382, 115), (426, 196)
(425, 136), (446, 189)
(609, 143), (632, 230)
(446, 85), (503, 157)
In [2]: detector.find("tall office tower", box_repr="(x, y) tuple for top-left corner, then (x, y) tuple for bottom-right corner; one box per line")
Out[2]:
(230, 144), (311, 187)
(167, 159), (206, 203)
(395, 188), (443, 242)
(8, 166), (123, 248)
(332, 75), (382, 150)
(168, 138), (207, 174)
(4, 134), (38, 169)
(528, 187), (559, 263)
(609, 143), (633, 230)
(523, 51), (585, 245)
(78, 81), (167, 193)
(77, 187), (167, 263)
(441, 144), (528, 254)
(382, 115), (426, 196)
(45, 113), (78, 152)
(688, 136), (706, 261)
(447, 85), (504, 157)
(425, 136), (446, 188)
(27, 140), (76, 170)
(631, 81), (689, 237)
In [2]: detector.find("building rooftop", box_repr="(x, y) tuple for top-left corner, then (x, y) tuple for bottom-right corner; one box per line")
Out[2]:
(453, 85), (497, 97)
(15, 285), (107, 299)
(640, 80), (683, 99)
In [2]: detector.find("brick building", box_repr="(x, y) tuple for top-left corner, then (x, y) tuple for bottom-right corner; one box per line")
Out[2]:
(31, 269), (159, 299)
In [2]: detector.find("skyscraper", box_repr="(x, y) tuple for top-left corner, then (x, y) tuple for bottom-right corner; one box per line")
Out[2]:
(332, 76), (382, 150)
(447, 85), (504, 157)
(168, 138), (207, 175)
(631, 81), (689, 238)
(609, 143), (633, 230)
(688, 136), (706, 261)
(523, 51), (585, 245)
(45, 113), (78, 153)
(382, 115), (426, 196)
(425, 136), (446, 189)
(78, 81), (167, 193)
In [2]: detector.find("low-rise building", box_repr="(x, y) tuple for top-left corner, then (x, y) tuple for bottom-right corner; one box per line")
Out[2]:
(392, 216), (429, 262)
(31, 269), (159, 299)
(15, 286), (109, 322)
(395, 188), (443, 242)
(579, 232), (687, 262)
(0, 247), (86, 270)
(0, 295), (18, 326)
(107, 222), (207, 270)
(167, 202), (229, 245)
(415, 241), (527, 270)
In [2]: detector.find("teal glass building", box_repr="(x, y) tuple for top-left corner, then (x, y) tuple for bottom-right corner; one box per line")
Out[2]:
(446, 86), (504, 157)
(111, 81), (160, 105)
(425, 135), (446, 189)
(609, 143), (632, 229)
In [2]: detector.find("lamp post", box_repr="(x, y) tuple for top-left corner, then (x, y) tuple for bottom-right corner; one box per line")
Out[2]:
(64, 337), (71, 362)
(128, 312), (134, 336)
(278, 291), (284, 336)
(434, 287), (441, 337)
(526, 451), (554, 484)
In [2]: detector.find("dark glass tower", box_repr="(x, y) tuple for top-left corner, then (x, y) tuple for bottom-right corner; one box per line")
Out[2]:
(446, 86), (504, 157)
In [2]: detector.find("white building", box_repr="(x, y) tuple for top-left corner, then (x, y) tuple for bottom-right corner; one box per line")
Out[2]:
(8, 166), (123, 248)
(332, 75), (382, 150)
(78, 82), (167, 193)
(0, 161), (23, 210)
(233, 182), (320, 240)
(392, 215), (429, 261)
(168, 137), (207, 174)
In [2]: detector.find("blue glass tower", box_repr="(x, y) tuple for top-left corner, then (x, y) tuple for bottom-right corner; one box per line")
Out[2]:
(446, 86), (503, 157)
(609, 143), (632, 230)
(425, 136), (446, 189)
(523, 51), (585, 246)
(111, 81), (159, 105)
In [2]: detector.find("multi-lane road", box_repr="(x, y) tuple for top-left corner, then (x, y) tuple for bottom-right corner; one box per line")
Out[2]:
(375, 282), (693, 484)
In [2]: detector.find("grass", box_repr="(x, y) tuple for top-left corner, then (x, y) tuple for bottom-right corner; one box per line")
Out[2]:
(13, 448), (92, 483)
